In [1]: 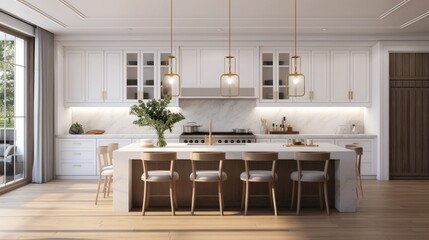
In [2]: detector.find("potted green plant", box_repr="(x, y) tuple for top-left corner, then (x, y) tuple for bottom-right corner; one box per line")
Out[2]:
(130, 96), (185, 147)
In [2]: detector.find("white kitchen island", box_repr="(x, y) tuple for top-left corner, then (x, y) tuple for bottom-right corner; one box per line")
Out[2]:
(113, 143), (356, 213)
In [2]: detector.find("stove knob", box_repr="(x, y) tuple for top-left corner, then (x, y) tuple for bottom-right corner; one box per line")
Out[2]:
(195, 140), (199, 143)
(184, 140), (188, 143)
(224, 140), (229, 143)
(189, 140), (194, 143)
(236, 140), (241, 143)
(218, 140), (222, 143)
(247, 140), (251, 143)
(231, 140), (235, 143)
(201, 140), (205, 143)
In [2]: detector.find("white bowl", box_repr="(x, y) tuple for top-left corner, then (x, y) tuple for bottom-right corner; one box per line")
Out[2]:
(140, 139), (153, 144)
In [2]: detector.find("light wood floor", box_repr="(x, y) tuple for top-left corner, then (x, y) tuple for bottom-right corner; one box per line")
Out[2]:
(1, 180), (429, 240)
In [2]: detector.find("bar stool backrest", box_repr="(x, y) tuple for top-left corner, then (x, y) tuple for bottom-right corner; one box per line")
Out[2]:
(141, 152), (177, 180)
(107, 143), (119, 165)
(97, 146), (109, 174)
(190, 152), (225, 180)
(294, 152), (331, 180)
(242, 152), (278, 180)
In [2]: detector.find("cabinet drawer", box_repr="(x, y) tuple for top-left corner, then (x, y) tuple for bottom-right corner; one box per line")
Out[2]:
(61, 139), (96, 150)
(61, 151), (95, 162)
(57, 162), (96, 175)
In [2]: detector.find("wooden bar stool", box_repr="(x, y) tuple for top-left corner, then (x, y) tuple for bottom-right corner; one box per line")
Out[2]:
(346, 144), (364, 198)
(95, 146), (113, 205)
(240, 152), (278, 216)
(290, 152), (330, 215)
(141, 152), (179, 216)
(189, 152), (227, 216)
(104, 143), (119, 197)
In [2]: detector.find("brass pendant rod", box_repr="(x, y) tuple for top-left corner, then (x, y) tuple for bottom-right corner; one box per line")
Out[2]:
(294, 0), (297, 57)
(169, 0), (173, 74)
(229, 0), (231, 57)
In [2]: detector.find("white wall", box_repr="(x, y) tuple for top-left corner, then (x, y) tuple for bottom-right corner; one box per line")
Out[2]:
(70, 99), (364, 135)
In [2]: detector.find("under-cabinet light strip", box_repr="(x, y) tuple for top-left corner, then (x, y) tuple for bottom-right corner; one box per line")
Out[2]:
(378, 0), (410, 19)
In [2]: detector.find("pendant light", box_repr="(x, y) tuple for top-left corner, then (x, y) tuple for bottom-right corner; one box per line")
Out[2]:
(220, 0), (239, 97)
(287, 0), (305, 97)
(162, 0), (180, 97)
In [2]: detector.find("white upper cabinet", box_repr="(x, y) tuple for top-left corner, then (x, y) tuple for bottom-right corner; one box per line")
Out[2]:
(331, 50), (350, 102)
(65, 50), (85, 103)
(85, 51), (104, 102)
(104, 51), (123, 102)
(350, 51), (370, 103)
(310, 51), (330, 102)
(179, 47), (257, 98)
(200, 48), (228, 87)
(83, 50), (123, 103)
(331, 50), (370, 104)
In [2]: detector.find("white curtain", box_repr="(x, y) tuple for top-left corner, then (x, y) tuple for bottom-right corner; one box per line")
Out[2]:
(32, 27), (54, 183)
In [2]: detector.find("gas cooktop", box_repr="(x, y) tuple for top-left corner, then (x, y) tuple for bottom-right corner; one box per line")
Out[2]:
(181, 131), (254, 135)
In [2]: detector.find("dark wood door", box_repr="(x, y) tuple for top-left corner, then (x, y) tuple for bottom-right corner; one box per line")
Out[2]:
(390, 53), (429, 179)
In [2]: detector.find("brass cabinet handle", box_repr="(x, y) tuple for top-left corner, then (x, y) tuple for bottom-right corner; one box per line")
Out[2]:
(350, 91), (353, 100)
(72, 153), (81, 156)
(309, 91), (314, 101)
(71, 164), (81, 167)
(72, 142), (81, 145)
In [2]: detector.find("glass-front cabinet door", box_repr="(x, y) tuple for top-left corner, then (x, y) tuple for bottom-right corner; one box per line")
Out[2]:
(158, 51), (177, 103)
(142, 52), (155, 100)
(260, 50), (291, 102)
(125, 51), (139, 101)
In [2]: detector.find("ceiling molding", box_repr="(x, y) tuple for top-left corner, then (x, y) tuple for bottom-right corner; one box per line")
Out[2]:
(378, 0), (410, 19)
(57, 0), (87, 19)
(16, 0), (67, 27)
(401, 10), (429, 28)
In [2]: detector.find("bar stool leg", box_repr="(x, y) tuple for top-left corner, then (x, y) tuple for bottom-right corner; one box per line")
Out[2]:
(271, 181), (278, 216)
(173, 181), (178, 210)
(191, 181), (196, 215)
(103, 176), (108, 198)
(269, 182), (273, 210)
(244, 181), (250, 215)
(142, 181), (147, 216)
(290, 181), (295, 209)
(95, 174), (102, 205)
(323, 181), (330, 216)
(169, 181), (175, 216)
(319, 183), (324, 210)
(218, 181), (224, 216)
(296, 181), (302, 215)
(145, 182), (150, 210)
(241, 181), (245, 210)
(107, 176), (112, 197)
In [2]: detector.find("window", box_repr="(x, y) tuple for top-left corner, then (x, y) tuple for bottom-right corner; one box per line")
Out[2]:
(0, 29), (26, 187)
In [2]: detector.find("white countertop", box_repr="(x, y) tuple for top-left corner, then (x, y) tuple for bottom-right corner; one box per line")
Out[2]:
(56, 133), (376, 139)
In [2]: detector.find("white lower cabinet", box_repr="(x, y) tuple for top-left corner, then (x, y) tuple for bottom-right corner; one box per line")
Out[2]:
(56, 139), (97, 176)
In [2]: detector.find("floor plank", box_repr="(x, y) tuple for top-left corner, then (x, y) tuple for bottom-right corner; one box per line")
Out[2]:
(0, 180), (429, 239)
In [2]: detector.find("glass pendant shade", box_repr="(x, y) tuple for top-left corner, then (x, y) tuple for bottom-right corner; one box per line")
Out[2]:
(220, 56), (239, 97)
(287, 56), (305, 97)
(162, 56), (180, 97)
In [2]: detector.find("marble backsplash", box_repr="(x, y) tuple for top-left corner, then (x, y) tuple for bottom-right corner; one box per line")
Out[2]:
(71, 100), (364, 135)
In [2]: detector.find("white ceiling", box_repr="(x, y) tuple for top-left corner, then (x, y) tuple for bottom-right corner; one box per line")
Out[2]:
(1, 0), (429, 38)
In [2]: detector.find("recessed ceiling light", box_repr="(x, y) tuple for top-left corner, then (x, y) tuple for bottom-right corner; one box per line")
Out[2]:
(128, 28), (133, 31)
(322, 28), (327, 31)
(217, 28), (223, 32)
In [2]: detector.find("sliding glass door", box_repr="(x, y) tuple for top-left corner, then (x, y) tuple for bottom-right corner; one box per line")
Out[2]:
(0, 30), (26, 187)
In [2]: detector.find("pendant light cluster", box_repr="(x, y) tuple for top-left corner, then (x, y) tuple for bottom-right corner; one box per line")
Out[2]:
(287, 0), (305, 97)
(220, 0), (240, 97)
(163, 0), (305, 98)
(162, 0), (180, 97)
